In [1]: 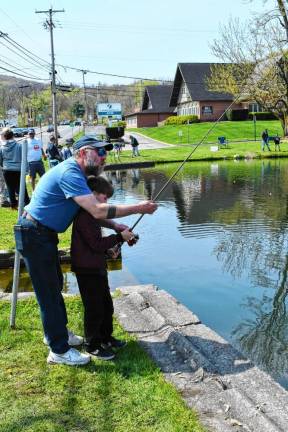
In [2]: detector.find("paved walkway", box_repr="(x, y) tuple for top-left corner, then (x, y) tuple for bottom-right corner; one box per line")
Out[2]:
(90, 125), (172, 150)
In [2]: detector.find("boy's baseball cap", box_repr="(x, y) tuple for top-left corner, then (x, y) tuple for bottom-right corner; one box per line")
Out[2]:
(73, 135), (113, 152)
(28, 128), (35, 134)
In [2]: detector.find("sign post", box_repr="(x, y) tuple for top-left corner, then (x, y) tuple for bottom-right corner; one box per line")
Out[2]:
(70, 121), (74, 138)
(10, 139), (28, 327)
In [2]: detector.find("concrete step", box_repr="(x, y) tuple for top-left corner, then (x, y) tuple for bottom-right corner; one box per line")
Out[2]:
(114, 284), (288, 432)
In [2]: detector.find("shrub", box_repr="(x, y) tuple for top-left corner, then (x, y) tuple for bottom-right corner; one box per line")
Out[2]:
(164, 115), (200, 125)
(226, 109), (249, 121)
(248, 112), (278, 120)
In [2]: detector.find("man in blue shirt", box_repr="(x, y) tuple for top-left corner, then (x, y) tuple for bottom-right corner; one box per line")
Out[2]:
(14, 135), (157, 366)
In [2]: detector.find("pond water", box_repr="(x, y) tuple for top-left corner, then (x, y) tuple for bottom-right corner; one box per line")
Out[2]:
(2, 158), (288, 389)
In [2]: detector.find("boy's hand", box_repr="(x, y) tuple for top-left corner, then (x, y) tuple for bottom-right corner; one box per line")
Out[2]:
(107, 245), (121, 259)
(120, 228), (135, 242)
(113, 222), (129, 233)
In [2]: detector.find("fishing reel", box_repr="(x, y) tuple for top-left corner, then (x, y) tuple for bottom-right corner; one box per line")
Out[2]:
(127, 233), (139, 247)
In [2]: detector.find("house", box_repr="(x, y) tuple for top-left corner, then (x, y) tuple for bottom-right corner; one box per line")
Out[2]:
(125, 85), (176, 128)
(169, 63), (244, 121)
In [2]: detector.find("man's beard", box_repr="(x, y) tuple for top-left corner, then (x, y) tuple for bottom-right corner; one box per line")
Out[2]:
(84, 159), (104, 177)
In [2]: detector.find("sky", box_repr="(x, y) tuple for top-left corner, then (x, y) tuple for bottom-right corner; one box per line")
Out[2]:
(0, 0), (270, 87)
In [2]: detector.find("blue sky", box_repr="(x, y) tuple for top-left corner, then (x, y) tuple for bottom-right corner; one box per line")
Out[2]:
(0, 0), (268, 86)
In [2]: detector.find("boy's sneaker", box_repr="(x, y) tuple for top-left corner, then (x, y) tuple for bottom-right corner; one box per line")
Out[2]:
(88, 345), (115, 360)
(105, 336), (127, 349)
(43, 330), (83, 347)
(47, 348), (90, 366)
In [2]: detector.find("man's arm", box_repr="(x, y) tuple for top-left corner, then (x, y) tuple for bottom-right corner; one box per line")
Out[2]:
(73, 193), (157, 219)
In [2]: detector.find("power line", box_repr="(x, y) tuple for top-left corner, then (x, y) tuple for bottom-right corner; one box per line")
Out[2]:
(0, 38), (49, 75)
(2, 33), (51, 71)
(0, 64), (49, 81)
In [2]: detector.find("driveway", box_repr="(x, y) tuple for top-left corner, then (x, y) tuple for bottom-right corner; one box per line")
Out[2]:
(88, 125), (172, 150)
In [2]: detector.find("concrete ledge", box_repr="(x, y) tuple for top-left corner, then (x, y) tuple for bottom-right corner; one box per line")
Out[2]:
(0, 249), (71, 269)
(114, 284), (288, 432)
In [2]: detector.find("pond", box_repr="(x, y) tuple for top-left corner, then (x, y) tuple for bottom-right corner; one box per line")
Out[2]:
(2, 158), (288, 390)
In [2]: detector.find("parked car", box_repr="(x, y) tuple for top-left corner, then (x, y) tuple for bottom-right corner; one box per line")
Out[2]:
(20, 128), (28, 135)
(74, 121), (81, 126)
(47, 124), (61, 138)
(11, 127), (24, 137)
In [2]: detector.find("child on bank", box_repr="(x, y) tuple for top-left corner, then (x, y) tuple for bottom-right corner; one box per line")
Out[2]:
(71, 175), (135, 360)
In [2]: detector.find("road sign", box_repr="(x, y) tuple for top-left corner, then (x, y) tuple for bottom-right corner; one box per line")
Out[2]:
(70, 122), (74, 127)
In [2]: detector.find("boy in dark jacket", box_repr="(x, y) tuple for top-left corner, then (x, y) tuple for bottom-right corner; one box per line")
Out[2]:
(71, 175), (135, 360)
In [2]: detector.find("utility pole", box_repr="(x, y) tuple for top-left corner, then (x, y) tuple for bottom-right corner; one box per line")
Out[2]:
(18, 85), (30, 126)
(36, 8), (64, 145)
(81, 70), (89, 126)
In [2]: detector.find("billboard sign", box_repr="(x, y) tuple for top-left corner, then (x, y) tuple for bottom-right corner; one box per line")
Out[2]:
(97, 103), (122, 120)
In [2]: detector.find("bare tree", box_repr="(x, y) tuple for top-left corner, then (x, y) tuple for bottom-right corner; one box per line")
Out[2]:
(208, 1), (288, 134)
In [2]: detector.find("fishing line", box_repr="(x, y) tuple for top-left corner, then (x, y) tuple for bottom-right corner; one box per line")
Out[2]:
(130, 93), (242, 231)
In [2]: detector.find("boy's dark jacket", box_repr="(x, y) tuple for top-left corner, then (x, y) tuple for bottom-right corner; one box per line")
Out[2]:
(71, 209), (122, 273)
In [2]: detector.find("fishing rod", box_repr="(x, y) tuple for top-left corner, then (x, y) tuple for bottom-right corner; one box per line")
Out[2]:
(130, 93), (242, 232)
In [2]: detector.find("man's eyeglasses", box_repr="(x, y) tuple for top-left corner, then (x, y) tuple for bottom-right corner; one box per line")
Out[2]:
(96, 147), (107, 157)
(86, 147), (107, 157)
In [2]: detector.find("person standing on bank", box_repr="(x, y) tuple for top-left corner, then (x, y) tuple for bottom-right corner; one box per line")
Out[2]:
(46, 134), (63, 168)
(0, 128), (30, 209)
(130, 135), (140, 157)
(261, 129), (270, 151)
(14, 135), (157, 366)
(274, 134), (281, 151)
(26, 128), (46, 190)
(71, 176), (134, 360)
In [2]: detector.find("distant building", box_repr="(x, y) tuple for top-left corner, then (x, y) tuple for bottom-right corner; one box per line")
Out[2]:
(169, 63), (243, 121)
(0, 108), (18, 127)
(125, 85), (176, 128)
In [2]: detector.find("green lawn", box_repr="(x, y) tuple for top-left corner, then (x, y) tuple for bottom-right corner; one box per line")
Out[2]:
(109, 138), (288, 164)
(134, 120), (282, 144)
(0, 297), (205, 432)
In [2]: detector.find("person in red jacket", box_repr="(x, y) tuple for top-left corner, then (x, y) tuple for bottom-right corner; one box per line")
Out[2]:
(71, 175), (136, 360)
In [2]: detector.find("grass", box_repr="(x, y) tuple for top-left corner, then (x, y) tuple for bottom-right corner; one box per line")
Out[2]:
(134, 120), (282, 145)
(108, 138), (288, 164)
(0, 297), (205, 432)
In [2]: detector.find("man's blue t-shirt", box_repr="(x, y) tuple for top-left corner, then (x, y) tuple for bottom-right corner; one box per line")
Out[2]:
(25, 158), (91, 232)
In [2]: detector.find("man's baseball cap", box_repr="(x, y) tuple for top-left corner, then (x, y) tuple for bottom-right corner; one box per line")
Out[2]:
(72, 135), (113, 152)
(28, 128), (35, 134)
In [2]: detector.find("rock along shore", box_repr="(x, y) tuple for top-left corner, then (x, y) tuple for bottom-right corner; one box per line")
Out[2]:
(113, 284), (288, 432)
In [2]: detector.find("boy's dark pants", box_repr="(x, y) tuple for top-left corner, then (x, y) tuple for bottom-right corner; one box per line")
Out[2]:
(76, 272), (113, 352)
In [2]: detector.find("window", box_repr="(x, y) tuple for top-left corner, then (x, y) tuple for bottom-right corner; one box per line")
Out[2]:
(202, 106), (213, 115)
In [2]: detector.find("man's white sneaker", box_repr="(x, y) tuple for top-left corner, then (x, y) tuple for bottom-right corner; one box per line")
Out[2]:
(43, 330), (84, 347)
(47, 348), (90, 366)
